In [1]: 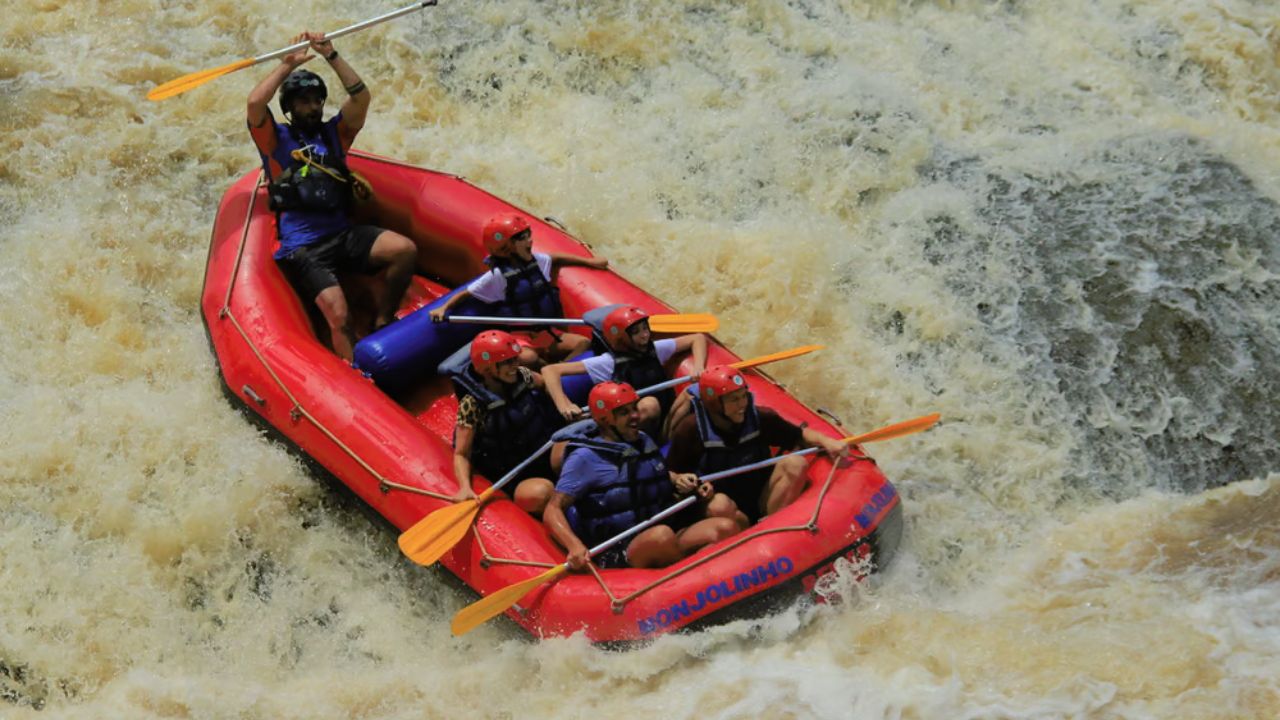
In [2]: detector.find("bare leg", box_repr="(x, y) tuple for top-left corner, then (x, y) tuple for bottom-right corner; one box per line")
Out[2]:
(706, 492), (748, 530)
(367, 230), (417, 327)
(626, 526), (683, 569)
(513, 477), (554, 515)
(675, 517), (739, 554)
(314, 285), (355, 361)
(549, 332), (591, 362)
(637, 396), (663, 438)
(761, 455), (810, 516)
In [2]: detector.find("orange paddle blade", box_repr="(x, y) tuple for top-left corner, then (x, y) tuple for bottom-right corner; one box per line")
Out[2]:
(648, 313), (718, 333)
(451, 565), (569, 636)
(147, 57), (257, 101)
(397, 499), (481, 566)
(730, 344), (823, 370)
(841, 413), (941, 445)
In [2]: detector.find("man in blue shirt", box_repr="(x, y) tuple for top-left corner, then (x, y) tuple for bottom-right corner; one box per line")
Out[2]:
(247, 30), (417, 361)
(542, 382), (739, 569)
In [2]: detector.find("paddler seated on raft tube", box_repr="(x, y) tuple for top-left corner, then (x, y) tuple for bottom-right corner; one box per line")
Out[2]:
(445, 330), (568, 510)
(541, 305), (707, 441)
(543, 382), (740, 570)
(428, 212), (610, 369)
(247, 31), (417, 363)
(666, 365), (852, 527)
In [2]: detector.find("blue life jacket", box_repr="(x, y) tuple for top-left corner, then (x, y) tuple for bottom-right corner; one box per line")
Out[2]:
(561, 426), (671, 547)
(259, 115), (353, 256)
(439, 344), (564, 480)
(581, 303), (675, 415)
(482, 254), (563, 319)
(686, 385), (771, 475)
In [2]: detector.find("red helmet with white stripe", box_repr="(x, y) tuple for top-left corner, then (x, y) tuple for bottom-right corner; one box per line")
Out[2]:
(699, 365), (748, 412)
(481, 213), (532, 254)
(602, 306), (650, 351)
(588, 382), (640, 425)
(470, 330), (522, 375)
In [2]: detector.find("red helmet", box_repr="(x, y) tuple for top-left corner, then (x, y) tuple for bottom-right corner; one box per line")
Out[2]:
(699, 365), (748, 411)
(470, 330), (522, 375)
(481, 213), (532, 254)
(602, 306), (650, 350)
(588, 382), (639, 425)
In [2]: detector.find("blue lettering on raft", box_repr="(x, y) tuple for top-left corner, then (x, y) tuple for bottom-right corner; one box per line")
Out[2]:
(853, 485), (898, 530)
(636, 557), (794, 634)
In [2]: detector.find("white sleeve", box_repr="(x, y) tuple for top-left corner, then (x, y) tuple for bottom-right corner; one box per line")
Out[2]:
(534, 252), (555, 280)
(466, 270), (508, 304)
(582, 354), (616, 384)
(654, 338), (679, 364)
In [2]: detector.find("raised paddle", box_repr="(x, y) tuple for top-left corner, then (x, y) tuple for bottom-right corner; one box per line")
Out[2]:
(449, 412), (941, 636)
(147, 1), (436, 101)
(443, 313), (719, 334)
(399, 344), (823, 566)
(397, 440), (555, 566)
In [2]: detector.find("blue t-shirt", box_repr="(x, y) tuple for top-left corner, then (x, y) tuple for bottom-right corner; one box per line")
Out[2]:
(249, 110), (352, 258)
(556, 445), (623, 500)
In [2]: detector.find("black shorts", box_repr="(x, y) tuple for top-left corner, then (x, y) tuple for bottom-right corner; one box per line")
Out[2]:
(475, 453), (556, 486)
(592, 545), (629, 569)
(276, 225), (386, 302)
(719, 468), (771, 525)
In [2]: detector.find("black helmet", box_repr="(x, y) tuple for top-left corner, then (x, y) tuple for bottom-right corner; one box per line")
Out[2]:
(279, 70), (327, 115)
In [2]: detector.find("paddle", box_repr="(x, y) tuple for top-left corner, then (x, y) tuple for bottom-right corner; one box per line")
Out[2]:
(147, 1), (436, 101)
(400, 344), (824, 567)
(444, 313), (719, 334)
(572, 343), (824, 414)
(617, 343), (825, 401)
(449, 411), (941, 636)
(397, 440), (555, 566)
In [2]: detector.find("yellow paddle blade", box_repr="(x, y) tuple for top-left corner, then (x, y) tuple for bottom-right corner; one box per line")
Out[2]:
(397, 499), (481, 566)
(451, 564), (569, 636)
(649, 313), (718, 334)
(147, 57), (257, 101)
(841, 413), (941, 446)
(730, 344), (824, 370)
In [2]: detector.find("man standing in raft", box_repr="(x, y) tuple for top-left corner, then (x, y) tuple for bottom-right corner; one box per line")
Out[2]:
(429, 212), (609, 368)
(442, 330), (566, 510)
(666, 365), (851, 526)
(541, 305), (707, 438)
(543, 382), (740, 569)
(247, 31), (417, 362)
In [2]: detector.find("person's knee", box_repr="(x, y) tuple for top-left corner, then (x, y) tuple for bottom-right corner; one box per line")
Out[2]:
(565, 333), (590, 356)
(315, 290), (349, 329)
(707, 517), (738, 541)
(372, 231), (417, 266)
(638, 397), (660, 423)
(779, 455), (808, 478)
(706, 493), (738, 520)
(514, 478), (553, 515)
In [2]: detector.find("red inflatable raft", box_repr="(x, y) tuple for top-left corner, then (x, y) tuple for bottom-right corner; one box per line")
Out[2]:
(201, 151), (904, 644)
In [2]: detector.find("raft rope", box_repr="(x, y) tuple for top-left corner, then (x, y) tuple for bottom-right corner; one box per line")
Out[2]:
(221, 163), (877, 616)
(220, 172), (452, 503)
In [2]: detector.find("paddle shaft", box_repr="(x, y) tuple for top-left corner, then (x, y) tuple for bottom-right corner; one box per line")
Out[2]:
(446, 316), (589, 326)
(583, 445), (828, 559)
(573, 345), (821, 413)
(250, 2), (434, 64)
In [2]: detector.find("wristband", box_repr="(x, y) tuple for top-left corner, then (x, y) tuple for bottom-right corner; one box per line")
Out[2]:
(325, 49), (339, 61)
(345, 80), (367, 96)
